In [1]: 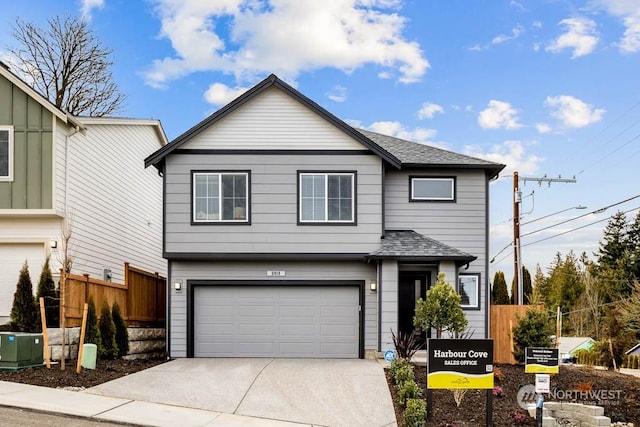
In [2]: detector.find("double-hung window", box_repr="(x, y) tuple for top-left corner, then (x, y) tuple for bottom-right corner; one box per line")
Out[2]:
(192, 171), (249, 223)
(0, 125), (13, 182)
(410, 176), (456, 202)
(299, 172), (355, 224)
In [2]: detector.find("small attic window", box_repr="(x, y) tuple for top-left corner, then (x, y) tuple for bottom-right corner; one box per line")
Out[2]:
(0, 126), (13, 182)
(410, 176), (455, 202)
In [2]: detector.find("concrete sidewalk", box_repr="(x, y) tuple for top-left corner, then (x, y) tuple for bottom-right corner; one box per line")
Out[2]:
(0, 358), (397, 427)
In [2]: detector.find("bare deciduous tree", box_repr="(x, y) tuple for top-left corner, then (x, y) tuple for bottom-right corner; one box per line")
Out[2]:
(8, 15), (124, 116)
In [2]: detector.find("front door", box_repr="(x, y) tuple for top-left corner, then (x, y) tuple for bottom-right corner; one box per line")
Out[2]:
(398, 272), (429, 343)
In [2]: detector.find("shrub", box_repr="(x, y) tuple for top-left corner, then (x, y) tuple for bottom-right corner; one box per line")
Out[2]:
(9, 261), (40, 332)
(35, 256), (59, 327)
(403, 398), (426, 427)
(84, 297), (102, 355)
(99, 301), (118, 359)
(511, 309), (553, 363)
(414, 272), (467, 338)
(509, 410), (530, 425)
(112, 302), (129, 358)
(391, 329), (422, 360)
(397, 379), (422, 405)
(389, 357), (411, 380)
(393, 361), (415, 387)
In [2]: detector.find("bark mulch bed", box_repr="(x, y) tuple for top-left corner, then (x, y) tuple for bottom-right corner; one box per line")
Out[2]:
(386, 363), (640, 426)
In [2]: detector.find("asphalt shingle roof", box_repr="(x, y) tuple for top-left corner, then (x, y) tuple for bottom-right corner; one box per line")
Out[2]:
(368, 230), (477, 262)
(357, 129), (504, 176)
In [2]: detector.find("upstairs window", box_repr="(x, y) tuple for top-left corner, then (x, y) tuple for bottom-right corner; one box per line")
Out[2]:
(299, 172), (355, 224)
(410, 176), (456, 202)
(192, 171), (249, 223)
(458, 273), (480, 309)
(0, 126), (13, 181)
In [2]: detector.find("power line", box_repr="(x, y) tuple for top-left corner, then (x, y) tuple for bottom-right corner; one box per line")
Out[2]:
(575, 131), (640, 176)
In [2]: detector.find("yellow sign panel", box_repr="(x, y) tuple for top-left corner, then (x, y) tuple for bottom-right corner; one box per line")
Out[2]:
(525, 363), (559, 374)
(427, 371), (494, 389)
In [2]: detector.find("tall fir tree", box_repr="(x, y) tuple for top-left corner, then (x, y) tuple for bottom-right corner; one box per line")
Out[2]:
(596, 211), (633, 301)
(532, 264), (548, 303)
(510, 266), (533, 304)
(492, 271), (510, 304)
(9, 261), (40, 332)
(36, 256), (59, 327)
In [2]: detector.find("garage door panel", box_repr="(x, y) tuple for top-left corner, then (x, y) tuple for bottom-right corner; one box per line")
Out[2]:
(194, 285), (359, 358)
(0, 244), (45, 318)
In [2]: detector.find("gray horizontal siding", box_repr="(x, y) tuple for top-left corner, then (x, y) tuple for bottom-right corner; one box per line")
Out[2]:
(169, 260), (377, 358)
(165, 153), (382, 254)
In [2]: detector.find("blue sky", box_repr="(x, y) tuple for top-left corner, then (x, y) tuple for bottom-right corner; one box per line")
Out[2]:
(2, 0), (639, 283)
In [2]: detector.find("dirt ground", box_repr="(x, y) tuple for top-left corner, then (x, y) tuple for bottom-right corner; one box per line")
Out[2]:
(387, 364), (640, 426)
(0, 359), (165, 389)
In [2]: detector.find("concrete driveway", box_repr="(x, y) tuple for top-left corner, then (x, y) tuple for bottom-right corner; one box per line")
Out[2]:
(85, 358), (396, 427)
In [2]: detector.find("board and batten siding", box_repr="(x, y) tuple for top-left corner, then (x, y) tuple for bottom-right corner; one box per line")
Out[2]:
(170, 260), (378, 358)
(64, 122), (165, 283)
(0, 74), (54, 209)
(183, 87), (368, 151)
(165, 153), (382, 254)
(385, 169), (489, 338)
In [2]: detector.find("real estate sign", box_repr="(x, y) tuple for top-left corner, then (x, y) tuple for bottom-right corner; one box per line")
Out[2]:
(525, 347), (559, 374)
(427, 339), (494, 389)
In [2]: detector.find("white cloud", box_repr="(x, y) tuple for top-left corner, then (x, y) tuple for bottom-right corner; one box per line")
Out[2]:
(532, 21), (543, 29)
(545, 95), (605, 128)
(510, 1), (525, 11)
(366, 121), (438, 144)
(80, 0), (104, 21)
(536, 123), (552, 134)
(145, 0), (429, 88)
(417, 102), (444, 119)
(327, 85), (347, 103)
(204, 82), (250, 105)
(546, 17), (599, 58)
(591, 1), (640, 53)
(492, 25), (525, 45)
(464, 140), (542, 176)
(478, 100), (523, 130)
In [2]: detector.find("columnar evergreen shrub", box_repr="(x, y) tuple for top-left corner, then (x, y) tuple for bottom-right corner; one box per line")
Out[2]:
(99, 301), (118, 359)
(85, 297), (102, 355)
(36, 256), (59, 327)
(9, 261), (40, 332)
(111, 302), (129, 358)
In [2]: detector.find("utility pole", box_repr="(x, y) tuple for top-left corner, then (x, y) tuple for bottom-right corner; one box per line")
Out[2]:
(512, 173), (577, 305)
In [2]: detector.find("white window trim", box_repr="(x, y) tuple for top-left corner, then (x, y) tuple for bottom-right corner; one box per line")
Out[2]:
(299, 172), (355, 223)
(458, 274), (480, 309)
(192, 172), (249, 223)
(410, 177), (455, 201)
(0, 125), (14, 182)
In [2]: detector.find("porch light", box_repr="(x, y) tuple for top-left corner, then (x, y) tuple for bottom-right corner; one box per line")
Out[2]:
(50, 240), (58, 249)
(370, 281), (377, 292)
(174, 280), (182, 291)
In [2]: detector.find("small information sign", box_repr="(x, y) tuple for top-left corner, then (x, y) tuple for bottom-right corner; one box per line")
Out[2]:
(525, 347), (559, 374)
(384, 349), (396, 362)
(266, 270), (286, 277)
(535, 374), (550, 393)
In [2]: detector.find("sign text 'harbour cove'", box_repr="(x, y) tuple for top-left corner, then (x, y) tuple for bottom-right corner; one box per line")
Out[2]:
(427, 339), (494, 389)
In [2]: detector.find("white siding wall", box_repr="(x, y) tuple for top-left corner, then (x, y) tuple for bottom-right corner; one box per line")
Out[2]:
(64, 123), (165, 282)
(165, 153), (382, 253)
(187, 88), (367, 150)
(170, 260), (377, 358)
(54, 119), (68, 216)
(385, 169), (488, 337)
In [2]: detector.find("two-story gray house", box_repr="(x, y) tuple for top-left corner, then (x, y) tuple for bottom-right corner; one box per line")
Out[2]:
(145, 74), (504, 359)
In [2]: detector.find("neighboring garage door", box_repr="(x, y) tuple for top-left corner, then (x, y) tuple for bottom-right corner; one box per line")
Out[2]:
(0, 243), (45, 319)
(194, 285), (360, 358)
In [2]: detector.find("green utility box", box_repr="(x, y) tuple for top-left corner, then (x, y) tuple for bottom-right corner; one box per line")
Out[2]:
(0, 332), (44, 370)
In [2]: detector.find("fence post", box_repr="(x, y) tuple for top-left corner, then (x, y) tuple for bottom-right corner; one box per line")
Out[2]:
(154, 272), (160, 323)
(83, 274), (90, 306)
(124, 262), (131, 322)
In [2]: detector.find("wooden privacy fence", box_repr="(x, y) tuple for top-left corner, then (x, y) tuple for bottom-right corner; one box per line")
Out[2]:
(60, 263), (166, 328)
(490, 304), (545, 364)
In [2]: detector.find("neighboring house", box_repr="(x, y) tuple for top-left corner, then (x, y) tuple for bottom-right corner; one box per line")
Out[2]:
(625, 343), (640, 357)
(145, 74), (505, 359)
(558, 337), (595, 362)
(0, 62), (167, 324)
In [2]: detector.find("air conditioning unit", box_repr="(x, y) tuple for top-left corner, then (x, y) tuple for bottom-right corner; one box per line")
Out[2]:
(0, 332), (44, 370)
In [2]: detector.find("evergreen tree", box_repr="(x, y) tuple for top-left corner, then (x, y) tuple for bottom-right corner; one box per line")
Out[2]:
(9, 261), (40, 332)
(84, 297), (102, 356)
(492, 271), (510, 304)
(532, 264), (548, 303)
(112, 302), (129, 358)
(509, 266), (533, 304)
(414, 273), (468, 338)
(99, 301), (118, 359)
(596, 211), (633, 301)
(626, 211), (640, 282)
(511, 309), (553, 363)
(36, 256), (59, 327)
(596, 211), (628, 268)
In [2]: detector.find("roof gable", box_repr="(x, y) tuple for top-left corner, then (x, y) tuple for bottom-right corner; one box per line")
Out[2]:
(144, 74), (400, 169)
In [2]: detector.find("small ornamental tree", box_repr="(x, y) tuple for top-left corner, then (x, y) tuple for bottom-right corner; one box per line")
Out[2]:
(9, 261), (40, 332)
(511, 309), (553, 363)
(492, 271), (510, 305)
(414, 272), (468, 338)
(85, 297), (102, 356)
(99, 301), (118, 359)
(36, 256), (59, 327)
(112, 302), (129, 358)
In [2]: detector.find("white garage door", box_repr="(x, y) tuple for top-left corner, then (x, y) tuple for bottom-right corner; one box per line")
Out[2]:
(0, 243), (45, 319)
(194, 285), (360, 358)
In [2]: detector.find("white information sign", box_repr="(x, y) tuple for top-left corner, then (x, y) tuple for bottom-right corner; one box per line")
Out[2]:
(267, 270), (286, 277)
(535, 374), (550, 393)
